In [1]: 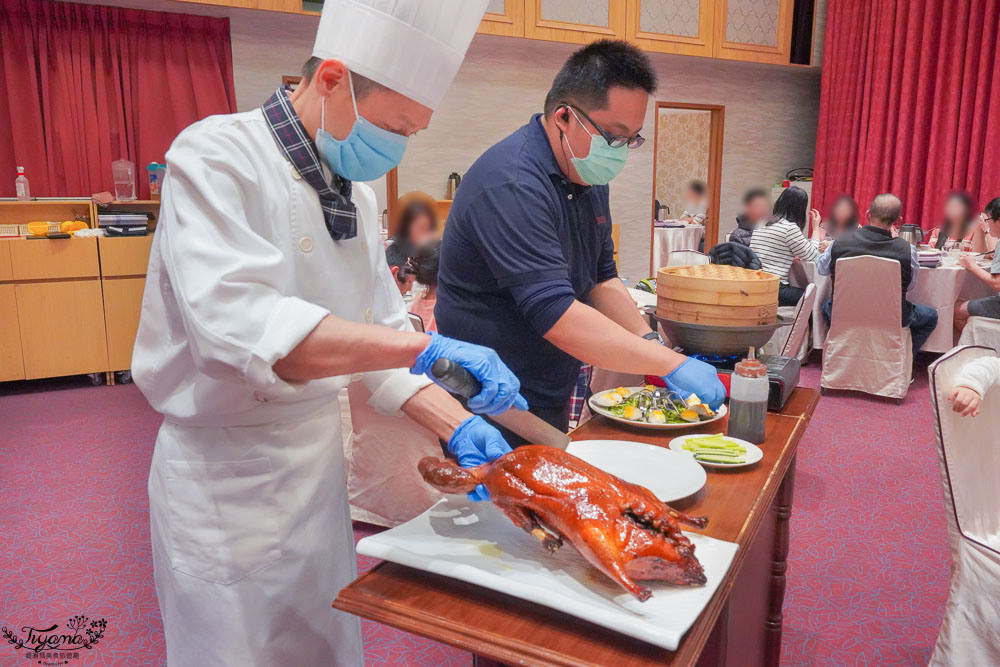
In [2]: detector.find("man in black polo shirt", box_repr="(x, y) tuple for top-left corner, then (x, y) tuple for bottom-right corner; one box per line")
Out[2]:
(436, 40), (725, 440)
(817, 193), (938, 351)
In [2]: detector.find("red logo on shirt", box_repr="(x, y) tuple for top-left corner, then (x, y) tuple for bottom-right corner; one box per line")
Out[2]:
(595, 216), (607, 224)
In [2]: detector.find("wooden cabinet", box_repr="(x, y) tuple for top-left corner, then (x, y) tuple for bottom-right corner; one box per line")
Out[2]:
(0, 237), (11, 282)
(98, 235), (154, 277)
(172, 0), (807, 67)
(15, 280), (109, 379)
(0, 284), (24, 382)
(9, 237), (100, 281)
(713, 0), (794, 64)
(0, 199), (93, 230)
(524, 0), (626, 44)
(514, 0), (799, 65)
(98, 236), (154, 372)
(7, 238), (108, 379)
(479, 0), (525, 36)
(626, 0), (715, 57)
(102, 278), (146, 372)
(0, 199), (157, 384)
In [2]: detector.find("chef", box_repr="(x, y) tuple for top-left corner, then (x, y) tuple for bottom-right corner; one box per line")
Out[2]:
(131, 1), (522, 664)
(436, 40), (726, 441)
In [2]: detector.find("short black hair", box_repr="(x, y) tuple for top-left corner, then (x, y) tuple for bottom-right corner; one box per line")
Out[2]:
(409, 239), (441, 287)
(543, 40), (656, 116)
(300, 57), (385, 97)
(869, 193), (902, 226)
(687, 179), (707, 197)
(985, 197), (1000, 222)
(770, 186), (809, 230)
(384, 241), (409, 270)
(743, 188), (769, 205)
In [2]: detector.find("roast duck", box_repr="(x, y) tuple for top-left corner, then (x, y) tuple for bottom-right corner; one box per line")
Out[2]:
(419, 445), (708, 601)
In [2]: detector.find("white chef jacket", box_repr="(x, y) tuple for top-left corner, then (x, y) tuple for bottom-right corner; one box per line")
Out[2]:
(133, 108), (430, 666)
(133, 109), (429, 426)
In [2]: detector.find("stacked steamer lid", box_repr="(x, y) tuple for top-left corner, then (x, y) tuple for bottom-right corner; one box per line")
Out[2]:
(656, 265), (779, 326)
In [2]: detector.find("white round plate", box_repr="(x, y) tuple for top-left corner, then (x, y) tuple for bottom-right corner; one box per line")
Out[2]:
(565, 439), (707, 503)
(668, 434), (763, 470)
(588, 387), (727, 430)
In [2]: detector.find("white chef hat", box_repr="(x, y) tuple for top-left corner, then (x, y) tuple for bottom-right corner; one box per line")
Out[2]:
(312, 0), (488, 110)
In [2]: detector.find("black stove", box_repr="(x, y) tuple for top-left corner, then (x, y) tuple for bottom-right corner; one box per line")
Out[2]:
(695, 353), (801, 410)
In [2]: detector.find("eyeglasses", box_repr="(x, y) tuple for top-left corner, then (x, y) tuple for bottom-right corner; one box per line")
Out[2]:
(565, 104), (645, 149)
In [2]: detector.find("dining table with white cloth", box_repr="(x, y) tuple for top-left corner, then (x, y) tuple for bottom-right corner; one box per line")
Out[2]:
(789, 260), (995, 353)
(652, 224), (706, 271)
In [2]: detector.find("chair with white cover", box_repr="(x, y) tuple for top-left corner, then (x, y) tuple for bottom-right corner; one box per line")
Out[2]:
(820, 256), (912, 400)
(928, 345), (1000, 666)
(958, 316), (1000, 352)
(344, 383), (443, 527)
(762, 283), (816, 360)
(407, 312), (425, 333)
(665, 250), (710, 267)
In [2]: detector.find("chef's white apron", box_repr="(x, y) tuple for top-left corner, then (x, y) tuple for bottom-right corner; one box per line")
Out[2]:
(135, 108), (430, 666)
(148, 404), (361, 666)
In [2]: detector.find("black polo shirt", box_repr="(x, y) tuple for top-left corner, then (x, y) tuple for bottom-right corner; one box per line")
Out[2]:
(436, 114), (618, 410)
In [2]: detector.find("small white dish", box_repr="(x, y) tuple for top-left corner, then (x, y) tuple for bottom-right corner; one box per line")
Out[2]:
(566, 439), (707, 503)
(668, 434), (763, 470)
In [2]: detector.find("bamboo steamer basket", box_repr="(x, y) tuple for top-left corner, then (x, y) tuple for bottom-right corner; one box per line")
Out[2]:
(657, 297), (778, 326)
(656, 265), (779, 325)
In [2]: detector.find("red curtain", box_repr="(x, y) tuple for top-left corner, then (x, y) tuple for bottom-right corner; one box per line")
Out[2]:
(0, 0), (236, 198)
(813, 0), (1000, 229)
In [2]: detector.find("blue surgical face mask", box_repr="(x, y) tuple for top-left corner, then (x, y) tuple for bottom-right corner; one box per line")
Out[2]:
(563, 108), (629, 186)
(315, 72), (408, 182)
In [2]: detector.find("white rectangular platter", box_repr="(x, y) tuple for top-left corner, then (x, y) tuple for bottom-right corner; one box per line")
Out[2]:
(356, 498), (738, 651)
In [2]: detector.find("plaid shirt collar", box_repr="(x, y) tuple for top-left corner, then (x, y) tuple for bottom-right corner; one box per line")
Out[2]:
(262, 88), (357, 240)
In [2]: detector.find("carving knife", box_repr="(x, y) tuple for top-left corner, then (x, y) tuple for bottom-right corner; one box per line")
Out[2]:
(431, 358), (571, 450)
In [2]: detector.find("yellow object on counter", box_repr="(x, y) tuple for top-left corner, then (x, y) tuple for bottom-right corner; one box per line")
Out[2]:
(60, 220), (88, 235)
(27, 221), (50, 237)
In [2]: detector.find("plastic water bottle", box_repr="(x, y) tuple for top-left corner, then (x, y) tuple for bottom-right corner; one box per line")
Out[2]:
(15, 166), (30, 200)
(728, 347), (769, 444)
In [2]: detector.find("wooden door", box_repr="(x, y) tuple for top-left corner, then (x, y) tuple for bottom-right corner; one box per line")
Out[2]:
(15, 281), (109, 379)
(713, 0), (794, 64)
(524, 0), (626, 44)
(98, 236), (153, 372)
(8, 237), (100, 281)
(479, 0), (525, 36)
(626, 0), (714, 57)
(98, 236), (153, 277)
(102, 278), (146, 372)
(0, 284), (25, 382)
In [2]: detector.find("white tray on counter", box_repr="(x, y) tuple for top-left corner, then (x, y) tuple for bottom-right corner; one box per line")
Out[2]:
(356, 497), (738, 651)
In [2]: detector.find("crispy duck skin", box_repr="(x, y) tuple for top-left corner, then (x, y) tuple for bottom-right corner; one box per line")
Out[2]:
(418, 445), (708, 601)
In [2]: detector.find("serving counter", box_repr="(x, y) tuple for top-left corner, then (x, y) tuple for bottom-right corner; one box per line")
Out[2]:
(0, 198), (157, 384)
(334, 387), (820, 666)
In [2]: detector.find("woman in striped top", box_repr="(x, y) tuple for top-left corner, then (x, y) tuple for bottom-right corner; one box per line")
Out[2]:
(749, 186), (821, 306)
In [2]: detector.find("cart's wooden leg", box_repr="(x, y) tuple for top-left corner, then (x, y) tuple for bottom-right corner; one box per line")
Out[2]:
(765, 456), (796, 667)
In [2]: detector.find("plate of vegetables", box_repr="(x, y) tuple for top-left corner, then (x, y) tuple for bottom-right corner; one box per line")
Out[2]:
(668, 434), (762, 469)
(588, 386), (727, 430)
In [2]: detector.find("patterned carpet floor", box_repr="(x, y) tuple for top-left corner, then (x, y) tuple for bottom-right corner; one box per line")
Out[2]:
(0, 356), (949, 665)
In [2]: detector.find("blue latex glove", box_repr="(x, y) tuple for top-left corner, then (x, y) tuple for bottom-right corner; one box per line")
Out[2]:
(447, 416), (512, 501)
(412, 332), (529, 416)
(663, 357), (727, 411)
